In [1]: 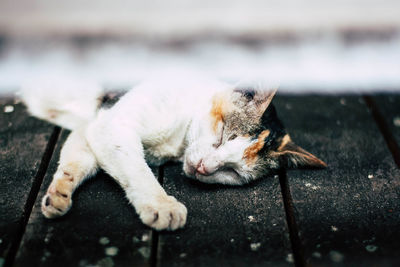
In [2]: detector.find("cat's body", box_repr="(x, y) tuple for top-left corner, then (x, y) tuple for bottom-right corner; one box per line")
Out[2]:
(22, 77), (326, 231)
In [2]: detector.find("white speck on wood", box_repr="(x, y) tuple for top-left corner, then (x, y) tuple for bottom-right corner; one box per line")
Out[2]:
(365, 245), (378, 252)
(368, 174), (374, 179)
(331, 226), (339, 232)
(138, 247), (151, 259)
(141, 233), (150, 242)
(248, 215), (255, 222)
(179, 253), (187, 258)
(329, 251), (344, 262)
(4, 105), (14, 113)
(312, 252), (322, 258)
(105, 247), (119, 257)
(393, 117), (400, 127)
(99, 237), (110, 245)
(250, 242), (261, 251)
(286, 253), (294, 263)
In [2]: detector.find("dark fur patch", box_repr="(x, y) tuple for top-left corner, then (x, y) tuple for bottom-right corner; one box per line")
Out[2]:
(233, 88), (256, 100)
(100, 91), (127, 109)
(253, 103), (287, 152)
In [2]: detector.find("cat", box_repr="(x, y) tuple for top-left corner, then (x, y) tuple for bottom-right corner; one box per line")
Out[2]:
(22, 77), (326, 231)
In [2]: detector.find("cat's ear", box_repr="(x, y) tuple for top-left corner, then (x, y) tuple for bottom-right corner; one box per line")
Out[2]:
(276, 136), (327, 169)
(234, 87), (277, 115)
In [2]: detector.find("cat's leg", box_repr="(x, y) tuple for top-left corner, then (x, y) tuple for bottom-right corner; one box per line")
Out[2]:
(86, 124), (187, 231)
(42, 128), (98, 218)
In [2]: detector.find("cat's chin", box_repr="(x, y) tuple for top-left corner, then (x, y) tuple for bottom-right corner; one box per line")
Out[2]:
(193, 169), (248, 186)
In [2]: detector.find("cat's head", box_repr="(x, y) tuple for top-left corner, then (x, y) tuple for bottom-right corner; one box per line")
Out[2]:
(183, 87), (326, 185)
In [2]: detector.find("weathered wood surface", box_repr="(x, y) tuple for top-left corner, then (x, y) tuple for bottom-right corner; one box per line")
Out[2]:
(1, 94), (400, 267)
(158, 164), (292, 267)
(14, 130), (153, 267)
(274, 95), (400, 266)
(372, 95), (400, 167)
(374, 95), (400, 142)
(0, 99), (57, 266)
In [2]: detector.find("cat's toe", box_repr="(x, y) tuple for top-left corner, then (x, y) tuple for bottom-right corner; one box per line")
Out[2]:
(139, 196), (187, 231)
(41, 191), (72, 219)
(41, 178), (74, 218)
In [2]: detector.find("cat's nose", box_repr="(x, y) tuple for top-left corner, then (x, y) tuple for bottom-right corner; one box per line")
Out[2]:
(196, 160), (208, 175)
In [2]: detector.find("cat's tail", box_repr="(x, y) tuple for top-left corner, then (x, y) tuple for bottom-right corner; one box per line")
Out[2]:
(21, 79), (103, 130)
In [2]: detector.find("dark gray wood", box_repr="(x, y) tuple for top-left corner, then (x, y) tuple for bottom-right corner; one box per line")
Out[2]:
(15, 130), (153, 267)
(0, 98), (55, 265)
(372, 94), (400, 158)
(373, 94), (400, 149)
(274, 95), (400, 266)
(158, 163), (293, 267)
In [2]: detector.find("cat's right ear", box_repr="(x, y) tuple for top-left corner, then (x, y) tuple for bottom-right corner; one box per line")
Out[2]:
(234, 87), (277, 116)
(276, 137), (327, 169)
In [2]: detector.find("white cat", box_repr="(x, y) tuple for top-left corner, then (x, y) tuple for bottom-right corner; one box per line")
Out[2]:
(22, 76), (325, 231)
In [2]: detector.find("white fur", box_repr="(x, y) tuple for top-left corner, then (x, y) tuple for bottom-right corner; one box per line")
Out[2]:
(23, 76), (258, 231)
(21, 79), (103, 130)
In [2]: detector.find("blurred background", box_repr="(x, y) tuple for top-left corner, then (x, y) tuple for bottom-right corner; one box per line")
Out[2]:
(0, 0), (400, 93)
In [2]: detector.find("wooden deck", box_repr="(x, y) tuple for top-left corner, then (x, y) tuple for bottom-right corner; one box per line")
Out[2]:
(0, 94), (399, 267)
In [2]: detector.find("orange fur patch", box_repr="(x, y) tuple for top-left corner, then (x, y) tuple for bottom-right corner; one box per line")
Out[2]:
(55, 179), (73, 196)
(210, 94), (227, 133)
(243, 130), (271, 164)
(277, 134), (292, 151)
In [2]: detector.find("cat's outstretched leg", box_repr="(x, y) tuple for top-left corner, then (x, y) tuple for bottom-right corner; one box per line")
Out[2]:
(86, 122), (187, 231)
(42, 128), (98, 218)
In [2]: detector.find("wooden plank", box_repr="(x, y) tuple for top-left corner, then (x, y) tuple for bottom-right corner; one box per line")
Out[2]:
(158, 163), (293, 267)
(15, 130), (153, 267)
(273, 95), (400, 266)
(0, 98), (57, 265)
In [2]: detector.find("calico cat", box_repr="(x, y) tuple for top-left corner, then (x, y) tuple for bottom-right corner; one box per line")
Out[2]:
(22, 77), (326, 231)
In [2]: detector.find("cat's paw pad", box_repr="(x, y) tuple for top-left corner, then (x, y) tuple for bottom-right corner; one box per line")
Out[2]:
(139, 196), (187, 231)
(41, 179), (73, 218)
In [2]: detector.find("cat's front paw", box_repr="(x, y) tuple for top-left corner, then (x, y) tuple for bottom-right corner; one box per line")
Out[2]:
(41, 179), (73, 218)
(138, 196), (187, 231)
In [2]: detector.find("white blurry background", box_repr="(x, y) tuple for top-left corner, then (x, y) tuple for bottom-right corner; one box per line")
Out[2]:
(0, 0), (400, 93)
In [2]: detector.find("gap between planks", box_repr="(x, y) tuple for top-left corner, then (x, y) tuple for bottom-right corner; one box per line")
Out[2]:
(149, 164), (165, 267)
(363, 95), (400, 168)
(151, 165), (305, 267)
(4, 126), (61, 267)
(278, 169), (306, 267)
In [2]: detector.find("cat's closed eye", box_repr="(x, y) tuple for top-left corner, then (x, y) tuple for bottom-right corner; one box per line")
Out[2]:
(213, 124), (225, 148)
(228, 134), (237, 141)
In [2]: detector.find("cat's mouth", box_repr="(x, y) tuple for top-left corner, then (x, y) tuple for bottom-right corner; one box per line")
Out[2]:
(194, 168), (243, 185)
(183, 158), (245, 185)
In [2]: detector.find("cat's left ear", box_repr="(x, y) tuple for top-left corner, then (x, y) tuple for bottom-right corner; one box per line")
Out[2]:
(276, 136), (327, 169)
(234, 87), (277, 115)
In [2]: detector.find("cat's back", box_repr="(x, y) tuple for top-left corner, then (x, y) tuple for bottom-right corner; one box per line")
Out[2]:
(99, 76), (226, 137)
(113, 76), (229, 122)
